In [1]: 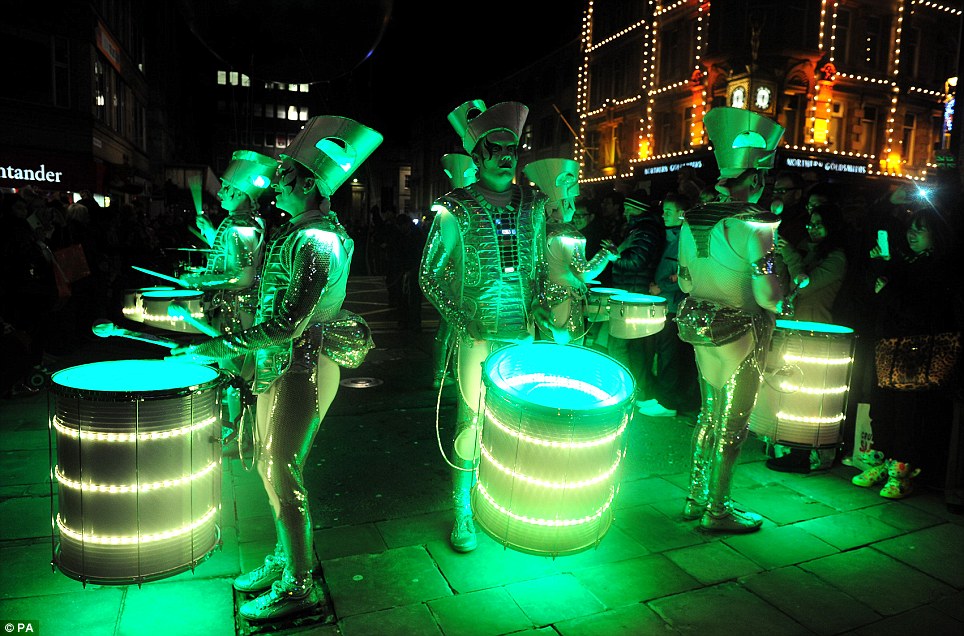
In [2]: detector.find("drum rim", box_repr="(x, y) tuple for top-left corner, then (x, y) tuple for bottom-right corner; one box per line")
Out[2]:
(774, 319), (854, 335)
(481, 342), (636, 413)
(610, 292), (667, 305)
(50, 360), (224, 399)
(141, 290), (204, 300)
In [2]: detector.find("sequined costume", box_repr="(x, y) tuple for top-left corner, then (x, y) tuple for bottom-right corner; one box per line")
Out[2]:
(189, 210), (265, 335)
(677, 202), (779, 525)
(420, 181), (547, 549)
(172, 115), (382, 622)
(542, 222), (613, 343)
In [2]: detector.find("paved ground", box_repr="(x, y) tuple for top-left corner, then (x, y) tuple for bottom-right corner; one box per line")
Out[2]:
(1, 275), (962, 636)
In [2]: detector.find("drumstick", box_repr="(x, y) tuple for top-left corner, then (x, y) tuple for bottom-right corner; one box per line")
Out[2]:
(167, 303), (221, 338)
(132, 265), (189, 288)
(91, 320), (179, 349)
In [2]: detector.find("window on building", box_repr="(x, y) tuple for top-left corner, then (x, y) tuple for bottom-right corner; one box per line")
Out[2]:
(858, 105), (879, 154)
(241, 73), (250, 87)
(659, 19), (693, 84)
(277, 104), (286, 118)
(834, 10), (850, 64)
(217, 70), (226, 85)
(276, 133), (288, 148)
(252, 102), (262, 117)
(288, 105), (298, 120)
(299, 83), (309, 92)
(288, 83), (297, 91)
(902, 27), (919, 80)
(229, 71), (239, 86)
(299, 106), (309, 121)
(520, 124), (533, 152)
(902, 113), (916, 164)
(858, 15), (887, 73)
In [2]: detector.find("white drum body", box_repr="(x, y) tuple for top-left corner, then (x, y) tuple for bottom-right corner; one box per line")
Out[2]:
(472, 343), (635, 557)
(141, 290), (207, 333)
(50, 360), (224, 584)
(749, 320), (855, 449)
(608, 293), (667, 339)
(585, 287), (626, 323)
(122, 287), (176, 324)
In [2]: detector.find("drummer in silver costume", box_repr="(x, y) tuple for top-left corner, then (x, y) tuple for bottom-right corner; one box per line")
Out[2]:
(675, 107), (786, 533)
(524, 157), (618, 344)
(420, 100), (548, 553)
(182, 150), (276, 336)
(181, 150), (277, 441)
(171, 116), (382, 622)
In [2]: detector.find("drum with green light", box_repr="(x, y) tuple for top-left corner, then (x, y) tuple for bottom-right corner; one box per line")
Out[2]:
(140, 289), (207, 333)
(50, 360), (224, 584)
(472, 343), (635, 556)
(749, 320), (856, 449)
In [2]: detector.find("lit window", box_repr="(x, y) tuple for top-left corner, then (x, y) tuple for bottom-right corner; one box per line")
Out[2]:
(299, 106), (308, 121)
(299, 84), (309, 93)
(217, 71), (226, 85)
(229, 71), (238, 86)
(241, 74), (250, 87)
(276, 133), (288, 147)
(288, 83), (297, 91)
(277, 105), (285, 118)
(252, 102), (262, 117)
(288, 105), (298, 120)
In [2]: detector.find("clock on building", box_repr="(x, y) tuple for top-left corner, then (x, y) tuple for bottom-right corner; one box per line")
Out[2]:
(754, 86), (772, 111)
(729, 86), (747, 109)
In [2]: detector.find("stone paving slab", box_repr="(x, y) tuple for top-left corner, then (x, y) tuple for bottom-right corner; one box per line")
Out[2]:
(323, 545), (452, 618)
(554, 602), (677, 635)
(315, 523), (387, 561)
(374, 510), (450, 550)
(118, 577), (236, 636)
(860, 500), (945, 532)
(0, 541), (87, 599)
(729, 482), (837, 525)
(613, 504), (707, 553)
(800, 547), (956, 616)
(504, 573), (607, 625)
(426, 536), (562, 594)
(553, 525), (650, 570)
(664, 541), (764, 585)
(0, 588), (123, 636)
(723, 524), (838, 570)
(793, 509), (905, 551)
(569, 554), (701, 608)
(337, 602), (442, 636)
(777, 471), (884, 512)
(851, 604), (964, 636)
(427, 587), (532, 636)
(0, 450), (48, 488)
(649, 581), (811, 635)
(930, 590), (964, 620)
(614, 475), (688, 509)
(872, 523), (964, 588)
(741, 566), (881, 635)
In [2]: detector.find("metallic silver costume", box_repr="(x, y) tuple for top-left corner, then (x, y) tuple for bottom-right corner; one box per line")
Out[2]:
(420, 182), (546, 548)
(677, 202), (780, 530)
(541, 222), (613, 343)
(179, 210), (372, 593)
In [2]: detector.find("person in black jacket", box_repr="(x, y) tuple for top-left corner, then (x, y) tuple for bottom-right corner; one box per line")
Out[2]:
(608, 189), (666, 404)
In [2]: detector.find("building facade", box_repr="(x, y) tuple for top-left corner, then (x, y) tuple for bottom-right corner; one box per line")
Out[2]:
(577, 0), (962, 192)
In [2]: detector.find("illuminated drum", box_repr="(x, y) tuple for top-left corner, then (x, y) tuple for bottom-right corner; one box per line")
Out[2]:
(472, 343), (635, 556)
(608, 293), (667, 339)
(122, 287), (175, 323)
(141, 290), (207, 333)
(50, 360), (224, 584)
(585, 287), (626, 323)
(749, 320), (855, 449)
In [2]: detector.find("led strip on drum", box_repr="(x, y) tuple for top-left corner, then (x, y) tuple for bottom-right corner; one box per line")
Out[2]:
(778, 382), (849, 395)
(52, 416), (217, 442)
(483, 409), (629, 449)
(783, 352), (853, 365)
(480, 444), (623, 490)
(502, 373), (612, 401)
(476, 483), (615, 527)
(141, 309), (204, 324)
(56, 507), (217, 545)
(54, 460), (219, 493)
(775, 412), (845, 424)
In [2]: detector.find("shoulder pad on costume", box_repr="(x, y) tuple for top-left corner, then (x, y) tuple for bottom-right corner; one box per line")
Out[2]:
(547, 222), (584, 240)
(734, 205), (779, 225)
(433, 192), (471, 233)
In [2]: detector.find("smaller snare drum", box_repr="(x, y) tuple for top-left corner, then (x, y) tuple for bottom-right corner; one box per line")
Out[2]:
(141, 290), (207, 334)
(122, 287), (176, 323)
(608, 293), (667, 339)
(585, 287), (626, 323)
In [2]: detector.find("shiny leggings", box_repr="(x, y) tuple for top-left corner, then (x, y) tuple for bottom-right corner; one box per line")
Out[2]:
(254, 354), (340, 580)
(688, 352), (761, 516)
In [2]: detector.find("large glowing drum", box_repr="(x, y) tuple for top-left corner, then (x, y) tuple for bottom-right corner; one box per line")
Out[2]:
(608, 293), (667, 339)
(122, 287), (176, 323)
(749, 321), (855, 449)
(50, 360), (224, 584)
(472, 343), (635, 556)
(141, 289), (207, 333)
(585, 287), (626, 323)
